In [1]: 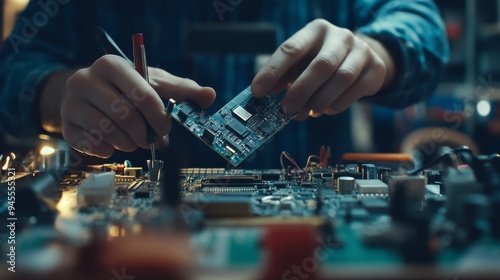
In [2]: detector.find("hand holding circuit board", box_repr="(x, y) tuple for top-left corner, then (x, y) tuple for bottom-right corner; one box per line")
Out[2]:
(166, 20), (392, 166)
(167, 19), (395, 166)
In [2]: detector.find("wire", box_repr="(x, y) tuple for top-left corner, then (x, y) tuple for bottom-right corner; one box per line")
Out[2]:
(319, 146), (327, 167)
(304, 155), (320, 174)
(407, 145), (472, 175)
(280, 148), (329, 182)
(280, 151), (302, 171)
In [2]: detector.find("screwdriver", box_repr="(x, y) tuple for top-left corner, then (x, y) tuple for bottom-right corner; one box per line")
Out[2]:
(132, 33), (156, 168)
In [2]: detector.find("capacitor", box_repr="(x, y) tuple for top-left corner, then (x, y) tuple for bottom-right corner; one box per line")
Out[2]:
(332, 171), (361, 187)
(362, 164), (377, 179)
(377, 167), (391, 184)
(337, 176), (355, 194)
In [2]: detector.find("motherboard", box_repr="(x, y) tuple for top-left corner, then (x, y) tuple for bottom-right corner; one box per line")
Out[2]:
(2, 148), (500, 279)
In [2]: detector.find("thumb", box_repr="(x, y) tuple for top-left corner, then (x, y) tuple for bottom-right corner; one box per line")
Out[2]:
(149, 68), (216, 109)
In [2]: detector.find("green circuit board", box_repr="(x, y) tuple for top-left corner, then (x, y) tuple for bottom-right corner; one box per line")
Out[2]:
(168, 86), (295, 166)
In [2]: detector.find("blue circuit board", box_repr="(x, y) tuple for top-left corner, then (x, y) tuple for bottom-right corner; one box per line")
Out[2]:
(168, 86), (295, 166)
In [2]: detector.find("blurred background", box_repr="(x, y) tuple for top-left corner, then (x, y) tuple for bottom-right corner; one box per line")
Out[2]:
(1, 0), (499, 168)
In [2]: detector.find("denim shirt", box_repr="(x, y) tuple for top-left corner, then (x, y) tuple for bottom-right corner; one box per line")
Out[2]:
(0, 0), (449, 168)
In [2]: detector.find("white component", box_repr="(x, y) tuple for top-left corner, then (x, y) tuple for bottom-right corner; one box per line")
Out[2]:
(77, 172), (115, 207)
(356, 179), (389, 194)
(124, 167), (143, 178)
(232, 106), (252, 122)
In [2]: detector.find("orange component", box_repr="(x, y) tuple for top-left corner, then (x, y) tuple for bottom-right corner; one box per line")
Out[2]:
(341, 153), (413, 163)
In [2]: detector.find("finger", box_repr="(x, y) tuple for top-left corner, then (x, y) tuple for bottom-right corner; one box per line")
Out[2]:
(281, 29), (354, 114)
(271, 65), (299, 94)
(293, 108), (309, 121)
(62, 101), (139, 152)
(325, 69), (381, 115)
(303, 42), (368, 114)
(149, 68), (216, 109)
(67, 69), (167, 148)
(90, 55), (171, 138)
(154, 134), (170, 149)
(62, 121), (115, 158)
(251, 20), (327, 98)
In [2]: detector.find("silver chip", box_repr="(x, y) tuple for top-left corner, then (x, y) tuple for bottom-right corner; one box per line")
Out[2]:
(233, 106), (252, 122)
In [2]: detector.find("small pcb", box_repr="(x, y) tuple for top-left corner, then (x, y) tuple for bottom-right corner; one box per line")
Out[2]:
(168, 86), (295, 166)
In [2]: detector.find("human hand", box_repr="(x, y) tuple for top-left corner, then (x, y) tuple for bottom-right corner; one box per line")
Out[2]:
(251, 19), (395, 120)
(62, 55), (215, 157)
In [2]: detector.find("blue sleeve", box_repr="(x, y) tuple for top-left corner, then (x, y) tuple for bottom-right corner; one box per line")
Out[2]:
(0, 0), (78, 137)
(353, 0), (449, 108)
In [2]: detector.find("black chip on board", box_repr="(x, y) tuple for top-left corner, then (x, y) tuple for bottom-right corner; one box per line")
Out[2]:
(209, 123), (219, 132)
(258, 122), (274, 136)
(202, 129), (216, 144)
(178, 105), (193, 122)
(198, 117), (209, 125)
(227, 120), (248, 137)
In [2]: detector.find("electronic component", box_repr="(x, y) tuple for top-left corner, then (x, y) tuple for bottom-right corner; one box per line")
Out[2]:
(389, 175), (426, 200)
(202, 129), (216, 144)
(233, 105), (252, 122)
(169, 86), (296, 166)
(361, 164), (377, 179)
(337, 176), (355, 194)
(115, 175), (135, 182)
(77, 172), (115, 207)
(355, 179), (389, 194)
(257, 122), (274, 136)
(124, 167), (143, 178)
(147, 160), (162, 182)
(134, 187), (153, 198)
(177, 103), (194, 122)
(226, 120), (248, 137)
(341, 153), (414, 170)
(183, 195), (252, 217)
(333, 170), (362, 187)
(116, 184), (129, 196)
